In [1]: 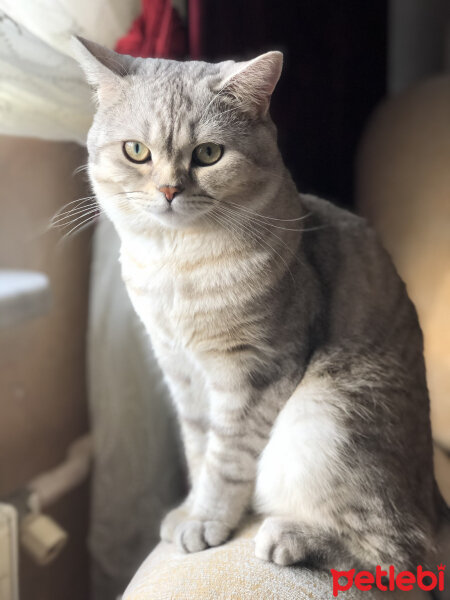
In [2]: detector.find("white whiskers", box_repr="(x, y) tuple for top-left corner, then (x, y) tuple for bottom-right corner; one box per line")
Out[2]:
(211, 204), (297, 285)
(73, 163), (89, 176)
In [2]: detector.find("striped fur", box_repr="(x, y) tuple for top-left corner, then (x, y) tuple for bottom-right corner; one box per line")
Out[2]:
(75, 38), (448, 572)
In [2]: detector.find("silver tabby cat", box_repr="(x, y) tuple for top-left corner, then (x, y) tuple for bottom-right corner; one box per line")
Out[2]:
(74, 37), (449, 575)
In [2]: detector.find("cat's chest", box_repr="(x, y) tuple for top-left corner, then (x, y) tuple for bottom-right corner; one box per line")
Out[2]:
(122, 253), (194, 321)
(119, 244), (259, 350)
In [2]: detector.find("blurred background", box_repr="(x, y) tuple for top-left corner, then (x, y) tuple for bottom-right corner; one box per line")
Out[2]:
(0, 1), (449, 599)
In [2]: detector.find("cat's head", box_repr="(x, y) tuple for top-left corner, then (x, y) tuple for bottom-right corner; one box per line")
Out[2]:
(74, 38), (284, 234)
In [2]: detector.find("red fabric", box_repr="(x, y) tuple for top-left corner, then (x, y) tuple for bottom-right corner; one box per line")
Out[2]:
(115, 0), (186, 59)
(187, 0), (203, 60)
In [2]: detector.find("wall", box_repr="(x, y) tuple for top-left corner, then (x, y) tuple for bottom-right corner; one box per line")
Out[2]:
(389, 0), (450, 93)
(0, 136), (92, 600)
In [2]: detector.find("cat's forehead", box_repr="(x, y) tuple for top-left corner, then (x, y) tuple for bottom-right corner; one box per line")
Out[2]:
(119, 60), (227, 144)
(144, 57), (220, 81)
(137, 58), (221, 104)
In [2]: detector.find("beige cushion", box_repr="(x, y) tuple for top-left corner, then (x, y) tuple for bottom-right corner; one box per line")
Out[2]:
(356, 75), (450, 450)
(123, 517), (429, 600)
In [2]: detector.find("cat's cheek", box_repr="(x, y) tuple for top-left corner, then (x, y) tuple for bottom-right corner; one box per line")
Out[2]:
(193, 153), (250, 194)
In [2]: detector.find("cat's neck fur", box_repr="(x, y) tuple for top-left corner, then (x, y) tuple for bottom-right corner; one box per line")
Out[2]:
(117, 174), (301, 272)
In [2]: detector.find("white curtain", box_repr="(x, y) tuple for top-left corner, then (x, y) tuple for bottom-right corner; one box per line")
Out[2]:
(0, 3), (185, 598)
(0, 0), (140, 142)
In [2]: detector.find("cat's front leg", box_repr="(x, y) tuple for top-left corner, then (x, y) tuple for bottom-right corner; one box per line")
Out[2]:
(159, 410), (208, 542)
(154, 345), (209, 542)
(173, 372), (274, 553)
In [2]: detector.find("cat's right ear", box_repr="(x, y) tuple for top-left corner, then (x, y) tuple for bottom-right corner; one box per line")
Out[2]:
(71, 36), (135, 104)
(217, 51), (283, 118)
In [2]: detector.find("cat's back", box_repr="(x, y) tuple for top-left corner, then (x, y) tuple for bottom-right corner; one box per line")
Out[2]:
(300, 192), (397, 290)
(301, 193), (372, 245)
(299, 193), (421, 350)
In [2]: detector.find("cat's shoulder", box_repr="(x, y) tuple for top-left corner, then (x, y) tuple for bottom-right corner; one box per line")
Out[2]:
(299, 193), (387, 262)
(300, 193), (369, 232)
(298, 192), (400, 291)
(299, 192), (383, 249)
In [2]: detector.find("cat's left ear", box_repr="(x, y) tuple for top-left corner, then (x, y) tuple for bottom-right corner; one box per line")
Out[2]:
(218, 51), (283, 118)
(71, 36), (135, 104)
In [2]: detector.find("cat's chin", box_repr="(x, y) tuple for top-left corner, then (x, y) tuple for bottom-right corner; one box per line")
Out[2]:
(150, 208), (206, 230)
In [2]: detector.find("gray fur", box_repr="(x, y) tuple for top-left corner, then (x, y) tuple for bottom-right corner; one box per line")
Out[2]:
(73, 37), (448, 575)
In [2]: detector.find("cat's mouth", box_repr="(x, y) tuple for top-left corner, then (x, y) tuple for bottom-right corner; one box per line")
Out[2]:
(164, 194), (215, 214)
(144, 193), (216, 229)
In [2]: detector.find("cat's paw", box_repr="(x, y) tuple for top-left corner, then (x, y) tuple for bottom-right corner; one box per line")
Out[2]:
(254, 517), (306, 566)
(174, 519), (231, 553)
(160, 502), (192, 543)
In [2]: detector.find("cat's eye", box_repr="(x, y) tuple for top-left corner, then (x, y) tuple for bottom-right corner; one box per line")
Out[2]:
(192, 143), (223, 166)
(123, 141), (151, 163)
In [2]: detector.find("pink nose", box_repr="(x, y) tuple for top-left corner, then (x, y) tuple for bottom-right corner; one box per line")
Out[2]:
(159, 186), (181, 202)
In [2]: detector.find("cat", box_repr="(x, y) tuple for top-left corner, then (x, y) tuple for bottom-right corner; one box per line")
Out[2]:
(74, 37), (449, 576)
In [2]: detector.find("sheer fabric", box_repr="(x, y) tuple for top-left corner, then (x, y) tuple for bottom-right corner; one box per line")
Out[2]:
(0, 0), (140, 143)
(0, 3), (185, 598)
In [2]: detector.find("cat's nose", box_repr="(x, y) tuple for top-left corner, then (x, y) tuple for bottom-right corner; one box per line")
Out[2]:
(159, 185), (181, 203)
